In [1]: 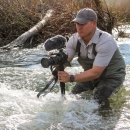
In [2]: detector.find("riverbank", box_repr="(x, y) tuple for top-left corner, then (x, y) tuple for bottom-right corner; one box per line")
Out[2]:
(0, 0), (130, 48)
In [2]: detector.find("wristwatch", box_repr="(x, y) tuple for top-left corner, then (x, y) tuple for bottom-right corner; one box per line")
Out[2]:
(70, 75), (74, 82)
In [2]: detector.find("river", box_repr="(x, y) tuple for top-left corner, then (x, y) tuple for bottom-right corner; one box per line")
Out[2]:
(0, 38), (130, 130)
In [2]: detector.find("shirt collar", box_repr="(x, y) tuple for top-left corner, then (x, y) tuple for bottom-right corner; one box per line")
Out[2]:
(89, 28), (102, 45)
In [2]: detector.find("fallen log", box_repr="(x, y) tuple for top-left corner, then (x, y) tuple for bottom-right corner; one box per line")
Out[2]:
(0, 9), (54, 50)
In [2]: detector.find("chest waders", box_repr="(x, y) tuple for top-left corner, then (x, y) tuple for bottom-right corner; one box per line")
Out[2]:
(71, 33), (126, 104)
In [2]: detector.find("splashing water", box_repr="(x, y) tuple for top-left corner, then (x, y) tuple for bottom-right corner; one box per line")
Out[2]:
(0, 38), (130, 130)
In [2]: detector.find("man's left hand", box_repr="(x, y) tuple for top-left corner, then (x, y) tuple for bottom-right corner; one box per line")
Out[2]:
(58, 71), (70, 83)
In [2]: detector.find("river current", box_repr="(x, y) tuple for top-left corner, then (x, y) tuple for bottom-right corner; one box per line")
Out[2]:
(0, 38), (130, 130)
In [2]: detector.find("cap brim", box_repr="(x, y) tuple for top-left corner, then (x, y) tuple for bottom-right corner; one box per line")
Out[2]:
(72, 18), (89, 24)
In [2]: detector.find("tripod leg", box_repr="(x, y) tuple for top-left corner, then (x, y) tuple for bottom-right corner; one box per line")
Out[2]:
(58, 64), (65, 96)
(60, 82), (65, 95)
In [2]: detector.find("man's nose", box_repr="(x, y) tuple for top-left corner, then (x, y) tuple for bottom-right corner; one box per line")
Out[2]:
(77, 25), (83, 29)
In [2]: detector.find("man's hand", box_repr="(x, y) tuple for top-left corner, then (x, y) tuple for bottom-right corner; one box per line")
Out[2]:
(58, 71), (70, 83)
(58, 65), (106, 83)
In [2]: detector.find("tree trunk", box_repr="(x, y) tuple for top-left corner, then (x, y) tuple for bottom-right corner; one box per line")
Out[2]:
(0, 9), (54, 50)
(93, 0), (114, 34)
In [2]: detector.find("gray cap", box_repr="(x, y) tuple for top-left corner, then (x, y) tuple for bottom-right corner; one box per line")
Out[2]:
(72, 8), (97, 24)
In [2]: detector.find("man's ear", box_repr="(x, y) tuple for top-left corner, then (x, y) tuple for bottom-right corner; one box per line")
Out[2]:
(91, 20), (97, 26)
(93, 20), (97, 26)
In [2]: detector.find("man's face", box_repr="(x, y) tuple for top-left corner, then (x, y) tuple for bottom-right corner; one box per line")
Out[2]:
(76, 21), (97, 38)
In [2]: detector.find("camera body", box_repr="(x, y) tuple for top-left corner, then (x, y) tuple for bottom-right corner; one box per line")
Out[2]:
(41, 49), (68, 68)
(41, 35), (68, 68)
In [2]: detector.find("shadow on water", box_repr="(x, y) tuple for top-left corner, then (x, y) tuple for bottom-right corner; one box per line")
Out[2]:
(97, 86), (127, 130)
(0, 47), (48, 68)
(74, 86), (127, 130)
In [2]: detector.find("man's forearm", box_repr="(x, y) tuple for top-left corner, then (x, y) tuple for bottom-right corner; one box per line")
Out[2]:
(74, 69), (99, 82)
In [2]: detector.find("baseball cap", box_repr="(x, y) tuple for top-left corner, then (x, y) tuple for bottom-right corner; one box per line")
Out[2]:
(72, 8), (97, 24)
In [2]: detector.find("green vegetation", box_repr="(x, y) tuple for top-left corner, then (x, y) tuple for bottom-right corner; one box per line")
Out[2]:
(0, 0), (130, 48)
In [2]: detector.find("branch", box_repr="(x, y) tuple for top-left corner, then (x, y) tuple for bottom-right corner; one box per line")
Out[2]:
(0, 9), (54, 50)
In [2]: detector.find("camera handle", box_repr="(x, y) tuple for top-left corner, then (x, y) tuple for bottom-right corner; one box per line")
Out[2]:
(58, 63), (65, 96)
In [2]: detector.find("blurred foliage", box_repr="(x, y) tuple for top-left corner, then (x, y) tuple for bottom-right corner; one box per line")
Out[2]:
(0, 0), (130, 48)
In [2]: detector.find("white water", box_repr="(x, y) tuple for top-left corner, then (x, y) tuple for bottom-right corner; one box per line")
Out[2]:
(0, 37), (130, 130)
(0, 67), (99, 130)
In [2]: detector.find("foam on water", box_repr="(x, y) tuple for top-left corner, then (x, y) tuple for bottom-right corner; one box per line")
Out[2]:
(0, 31), (130, 129)
(0, 81), (100, 130)
(1, 64), (129, 130)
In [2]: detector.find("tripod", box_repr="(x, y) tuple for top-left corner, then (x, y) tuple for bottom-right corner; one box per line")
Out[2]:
(37, 63), (65, 98)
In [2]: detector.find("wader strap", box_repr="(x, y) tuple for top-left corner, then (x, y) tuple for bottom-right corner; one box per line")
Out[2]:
(93, 44), (96, 56)
(76, 32), (102, 57)
(99, 32), (102, 38)
(76, 40), (81, 57)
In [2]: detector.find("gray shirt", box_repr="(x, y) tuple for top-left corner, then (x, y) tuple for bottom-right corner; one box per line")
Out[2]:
(65, 28), (117, 67)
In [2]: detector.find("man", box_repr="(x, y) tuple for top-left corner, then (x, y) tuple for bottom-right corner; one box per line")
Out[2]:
(58, 8), (126, 104)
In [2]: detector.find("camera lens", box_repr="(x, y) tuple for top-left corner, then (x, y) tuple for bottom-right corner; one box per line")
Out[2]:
(41, 56), (61, 68)
(41, 58), (50, 68)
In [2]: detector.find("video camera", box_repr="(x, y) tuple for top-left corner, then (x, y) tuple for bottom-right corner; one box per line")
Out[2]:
(41, 35), (68, 68)
(37, 35), (68, 98)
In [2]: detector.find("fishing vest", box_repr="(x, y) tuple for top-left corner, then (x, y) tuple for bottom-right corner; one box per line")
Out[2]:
(76, 33), (126, 79)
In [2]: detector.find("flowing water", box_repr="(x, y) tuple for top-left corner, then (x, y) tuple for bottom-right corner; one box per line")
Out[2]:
(0, 38), (130, 130)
